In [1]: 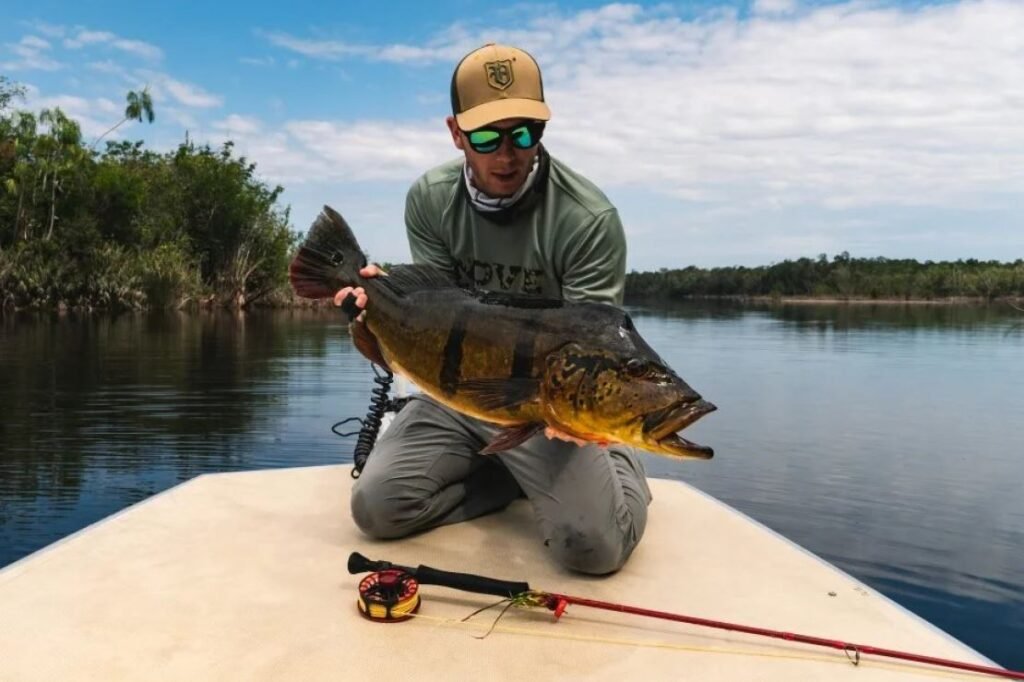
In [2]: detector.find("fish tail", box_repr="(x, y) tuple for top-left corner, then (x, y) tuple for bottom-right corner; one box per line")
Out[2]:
(289, 205), (368, 299)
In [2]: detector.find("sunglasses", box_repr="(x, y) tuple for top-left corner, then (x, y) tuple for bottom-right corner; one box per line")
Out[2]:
(462, 121), (545, 154)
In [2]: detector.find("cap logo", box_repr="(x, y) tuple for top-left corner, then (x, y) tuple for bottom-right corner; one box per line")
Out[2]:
(484, 60), (514, 90)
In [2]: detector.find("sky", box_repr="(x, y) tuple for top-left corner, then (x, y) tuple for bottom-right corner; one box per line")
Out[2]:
(2, 0), (1022, 271)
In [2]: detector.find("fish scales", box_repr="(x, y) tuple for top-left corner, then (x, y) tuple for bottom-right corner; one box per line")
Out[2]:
(289, 206), (717, 459)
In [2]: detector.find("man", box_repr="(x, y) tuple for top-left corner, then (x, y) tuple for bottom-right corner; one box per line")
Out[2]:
(335, 44), (652, 575)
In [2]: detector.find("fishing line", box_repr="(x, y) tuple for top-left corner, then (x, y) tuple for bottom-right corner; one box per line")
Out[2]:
(403, 608), (1002, 682)
(348, 552), (1024, 681)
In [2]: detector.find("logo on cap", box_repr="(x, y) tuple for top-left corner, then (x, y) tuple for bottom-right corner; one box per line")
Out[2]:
(484, 60), (514, 90)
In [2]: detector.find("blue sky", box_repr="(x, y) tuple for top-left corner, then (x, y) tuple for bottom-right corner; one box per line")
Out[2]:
(3, 0), (1022, 270)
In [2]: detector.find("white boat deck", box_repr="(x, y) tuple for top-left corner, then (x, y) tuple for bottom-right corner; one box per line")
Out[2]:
(0, 465), (998, 681)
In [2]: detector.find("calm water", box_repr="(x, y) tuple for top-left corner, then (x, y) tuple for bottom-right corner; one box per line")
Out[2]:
(1, 303), (1022, 668)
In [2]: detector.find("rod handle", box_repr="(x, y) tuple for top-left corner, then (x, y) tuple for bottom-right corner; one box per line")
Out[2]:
(347, 552), (529, 598)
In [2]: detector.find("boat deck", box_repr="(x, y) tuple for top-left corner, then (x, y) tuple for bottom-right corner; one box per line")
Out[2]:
(0, 465), (995, 681)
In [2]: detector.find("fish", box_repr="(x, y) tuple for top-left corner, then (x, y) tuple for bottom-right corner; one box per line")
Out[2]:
(289, 206), (717, 459)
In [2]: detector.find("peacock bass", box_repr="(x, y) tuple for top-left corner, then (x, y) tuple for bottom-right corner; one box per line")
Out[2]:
(289, 206), (717, 459)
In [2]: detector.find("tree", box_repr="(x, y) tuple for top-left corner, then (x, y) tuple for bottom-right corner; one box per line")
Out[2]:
(0, 76), (25, 113)
(91, 87), (155, 150)
(35, 108), (85, 241)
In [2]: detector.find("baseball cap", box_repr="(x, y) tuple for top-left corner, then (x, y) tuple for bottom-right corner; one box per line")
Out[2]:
(450, 44), (552, 131)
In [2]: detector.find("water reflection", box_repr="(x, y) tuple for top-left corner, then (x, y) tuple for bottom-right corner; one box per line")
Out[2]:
(0, 304), (1022, 668)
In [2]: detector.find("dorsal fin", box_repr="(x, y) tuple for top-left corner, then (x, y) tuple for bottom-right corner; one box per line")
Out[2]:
(476, 291), (565, 309)
(379, 264), (457, 295)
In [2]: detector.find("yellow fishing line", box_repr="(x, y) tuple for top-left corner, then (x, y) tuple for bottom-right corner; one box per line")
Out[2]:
(401, 609), (999, 681)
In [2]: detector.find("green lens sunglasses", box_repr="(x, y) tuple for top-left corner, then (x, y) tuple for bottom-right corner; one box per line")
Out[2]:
(462, 121), (546, 154)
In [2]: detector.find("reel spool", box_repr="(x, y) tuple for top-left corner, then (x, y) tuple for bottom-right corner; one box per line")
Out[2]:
(357, 569), (421, 623)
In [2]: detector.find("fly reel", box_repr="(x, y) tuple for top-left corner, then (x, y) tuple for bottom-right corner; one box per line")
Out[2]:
(356, 568), (421, 623)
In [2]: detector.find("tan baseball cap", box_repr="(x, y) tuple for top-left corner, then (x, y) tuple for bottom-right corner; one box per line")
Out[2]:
(450, 44), (551, 131)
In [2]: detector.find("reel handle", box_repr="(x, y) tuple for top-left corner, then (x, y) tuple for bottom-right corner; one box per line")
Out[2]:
(348, 552), (530, 598)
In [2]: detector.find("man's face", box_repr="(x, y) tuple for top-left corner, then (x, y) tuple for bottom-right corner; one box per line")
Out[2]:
(446, 116), (541, 198)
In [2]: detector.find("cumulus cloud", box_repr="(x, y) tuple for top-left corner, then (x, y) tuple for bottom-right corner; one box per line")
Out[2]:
(257, 0), (1024, 213)
(752, 0), (798, 16)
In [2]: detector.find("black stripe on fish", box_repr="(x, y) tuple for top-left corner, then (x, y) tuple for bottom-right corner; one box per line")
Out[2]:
(510, 323), (537, 380)
(440, 308), (470, 395)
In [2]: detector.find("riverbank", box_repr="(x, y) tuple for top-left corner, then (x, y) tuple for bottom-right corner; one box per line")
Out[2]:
(4, 290), (1024, 314)
(631, 294), (1024, 307)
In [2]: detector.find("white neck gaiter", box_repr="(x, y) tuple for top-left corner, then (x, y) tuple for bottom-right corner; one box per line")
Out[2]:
(463, 157), (540, 213)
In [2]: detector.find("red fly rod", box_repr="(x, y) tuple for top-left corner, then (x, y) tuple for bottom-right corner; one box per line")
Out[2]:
(348, 552), (1023, 680)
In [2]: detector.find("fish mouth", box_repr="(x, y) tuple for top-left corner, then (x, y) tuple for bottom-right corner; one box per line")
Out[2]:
(643, 398), (717, 459)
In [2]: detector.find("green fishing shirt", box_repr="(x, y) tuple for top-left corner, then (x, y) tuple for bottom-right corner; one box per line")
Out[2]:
(404, 147), (627, 305)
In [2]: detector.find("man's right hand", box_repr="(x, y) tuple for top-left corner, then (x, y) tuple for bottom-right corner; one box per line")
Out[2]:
(333, 264), (384, 314)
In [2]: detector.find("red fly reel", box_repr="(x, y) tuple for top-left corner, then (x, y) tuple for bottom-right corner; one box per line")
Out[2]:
(356, 569), (421, 623)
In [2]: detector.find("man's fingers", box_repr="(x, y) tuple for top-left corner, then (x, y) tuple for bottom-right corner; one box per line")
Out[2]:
(544, 426), (591, 447)
(333, 287), (353, 307)
(360, 264), (384, 277)
(334, 287), (367, 308)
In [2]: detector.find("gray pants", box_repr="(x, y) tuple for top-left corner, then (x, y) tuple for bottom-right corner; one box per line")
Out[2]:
(350, 395), (653, 575)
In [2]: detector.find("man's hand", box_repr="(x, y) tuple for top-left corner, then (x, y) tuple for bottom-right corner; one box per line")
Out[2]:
(333, 264), (384, 313)
(544, 426), (608, 448)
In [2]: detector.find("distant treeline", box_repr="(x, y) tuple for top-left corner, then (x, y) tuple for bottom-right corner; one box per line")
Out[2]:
(625, 254), (1024, 303)
(2, 77), (1021, 312)
(0, 77), (298, 311)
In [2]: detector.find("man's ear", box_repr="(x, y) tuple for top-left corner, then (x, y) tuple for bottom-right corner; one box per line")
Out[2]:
(445, 116), (464, 151)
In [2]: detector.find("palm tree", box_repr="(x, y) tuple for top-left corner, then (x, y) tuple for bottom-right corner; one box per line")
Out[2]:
(37, 108), (84, 240)
(90, 87), (155, 150)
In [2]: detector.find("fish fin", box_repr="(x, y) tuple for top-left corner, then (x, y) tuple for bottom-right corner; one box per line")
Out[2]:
(480, 422), (545, 454)
(349, 320), (391, 371)
(289, 206), (367, 299)
(476, 291), (565, 309)
(456, 378), (540, 411)
(380, 264), (457, 295)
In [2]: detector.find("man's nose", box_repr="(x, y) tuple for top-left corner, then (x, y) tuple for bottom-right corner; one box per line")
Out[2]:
(494, 135), (516, 159)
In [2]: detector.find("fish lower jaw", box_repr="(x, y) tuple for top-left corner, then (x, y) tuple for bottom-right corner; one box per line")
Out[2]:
(649, 432), (715, 460)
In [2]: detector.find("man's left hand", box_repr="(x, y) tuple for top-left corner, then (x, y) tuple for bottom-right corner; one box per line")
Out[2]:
(544, 426), (608, 448)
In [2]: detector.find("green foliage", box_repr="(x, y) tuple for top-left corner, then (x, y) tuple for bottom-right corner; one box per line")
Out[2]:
(137, 242), (198, 309)
(0, 78), (299, 311)
(626, 255), (1024, 303)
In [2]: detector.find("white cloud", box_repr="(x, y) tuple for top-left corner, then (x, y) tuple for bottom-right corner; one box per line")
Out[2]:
(261, 31), (365, 60)
(64, 30), (115, 48)
(63, 27), (163, 60)
(138, 72), (223, 109)
(21, 91), (114, 138)
(2, 35), (62, 71)
(259, 0), (1024, 213)
(213, 114), (263, 136)
(240, 56), (276, 66)
(20, 35), (51, 51)
(26, 21), (66, 39)
(96, 97), (120, 115)
(752, 0), (798, 16)
(161, 78), (222, 108)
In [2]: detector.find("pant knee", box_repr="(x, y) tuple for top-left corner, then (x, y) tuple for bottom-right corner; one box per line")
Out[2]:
(547, 523), (635, 575)
(350, 476), (423, 540)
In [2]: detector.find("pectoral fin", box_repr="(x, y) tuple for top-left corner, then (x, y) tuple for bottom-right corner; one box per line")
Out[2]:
(349, 320), (391, 371)
(480, 422), (545, 454)
(456, 378), (540, 411)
